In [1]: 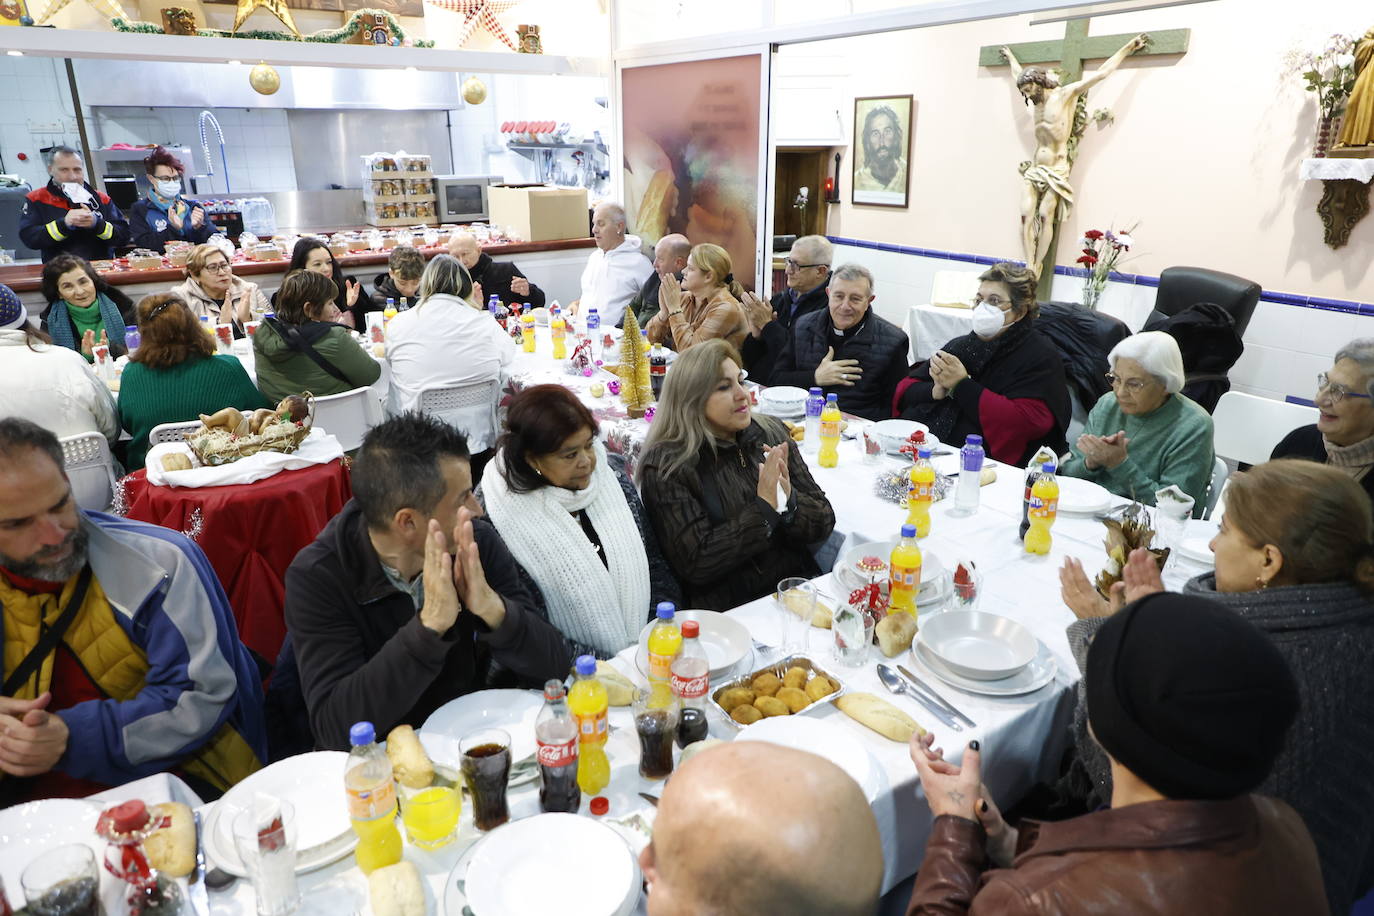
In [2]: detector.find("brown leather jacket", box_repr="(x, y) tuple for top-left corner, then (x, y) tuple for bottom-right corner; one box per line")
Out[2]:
(907, 795), (1327, 915)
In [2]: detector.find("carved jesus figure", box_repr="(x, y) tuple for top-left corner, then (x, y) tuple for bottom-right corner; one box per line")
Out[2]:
(1000, 34), (1149, 278)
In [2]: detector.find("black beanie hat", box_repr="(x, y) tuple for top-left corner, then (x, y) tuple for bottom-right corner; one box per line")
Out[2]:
(1086, 592), (1299, 800)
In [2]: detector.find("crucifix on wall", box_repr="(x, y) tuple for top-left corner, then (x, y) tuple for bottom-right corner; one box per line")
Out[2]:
(979, 19), (1190, 297)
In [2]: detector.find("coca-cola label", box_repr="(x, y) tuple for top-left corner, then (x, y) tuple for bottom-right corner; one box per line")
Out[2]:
(537, 737), (577, 768)
(672, 672), (708, 699)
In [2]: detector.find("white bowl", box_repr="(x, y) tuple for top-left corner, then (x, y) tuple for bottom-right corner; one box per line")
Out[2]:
(917, 611), (1038, 681)
(871, 418), (930, 454)
(759, 385), (808, 414)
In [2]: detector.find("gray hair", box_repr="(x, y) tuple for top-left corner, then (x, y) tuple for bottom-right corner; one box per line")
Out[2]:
(1335, 338), (1374, 397)
(830, 263), (874, 296)
(1108, 330), (1186, 394)
(417, 253), (473, 304)
(595, 202), (627, 228)
(792, 235), (833, 267)
(47, 146), (82, 166)
(657, 233), (691, 261)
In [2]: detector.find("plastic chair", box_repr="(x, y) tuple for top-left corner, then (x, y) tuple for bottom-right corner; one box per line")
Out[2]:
(1203, 456), (1229, 520)
(60, 432), (118, 511)
(312, 387), (383, 452)
(417, 380), (501, 447)
(148, 419), (205, 446)
(1212, 392), (1320, 467)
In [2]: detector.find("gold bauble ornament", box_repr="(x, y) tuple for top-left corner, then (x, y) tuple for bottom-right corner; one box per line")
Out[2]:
(249, 63), (281, 96)
(461, 77), (488, 105)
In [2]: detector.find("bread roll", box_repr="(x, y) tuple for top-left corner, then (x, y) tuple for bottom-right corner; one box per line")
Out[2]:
(160, 453), (193, 473)
(385, 725), (434, 789)
(812, 601), (833, 629)
(875, 612), (918, 658)
(144, 802), (194, 877)
(595, 660), (635, 707)
(835, 692), (925, 743)
(368, 860), (425, 916)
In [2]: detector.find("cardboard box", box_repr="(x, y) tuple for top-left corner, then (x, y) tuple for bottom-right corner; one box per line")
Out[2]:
(488, 185), (589, 242)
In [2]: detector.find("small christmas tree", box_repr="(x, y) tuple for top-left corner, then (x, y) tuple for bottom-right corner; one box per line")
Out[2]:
(610, 311), (655, 418)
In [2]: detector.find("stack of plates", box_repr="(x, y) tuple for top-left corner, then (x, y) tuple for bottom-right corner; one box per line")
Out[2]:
(911, 611), (1056, 696)
(635, 610), (752, 680)
(757, 385), (809, 418)
(1054, 477), (1115, 515)
(836, 542), (948, 607)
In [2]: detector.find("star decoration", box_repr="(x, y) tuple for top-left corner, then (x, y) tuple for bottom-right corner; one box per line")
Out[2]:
(231, 0), (301, 38)
(32, 0), (129, 26)
(422, 0), (518, 50)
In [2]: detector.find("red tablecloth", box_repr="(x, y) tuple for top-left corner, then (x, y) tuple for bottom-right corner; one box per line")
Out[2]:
(120, 460), (352, 663)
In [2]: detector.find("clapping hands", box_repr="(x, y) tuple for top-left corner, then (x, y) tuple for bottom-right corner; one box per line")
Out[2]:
(1076, 430), (1129, 470)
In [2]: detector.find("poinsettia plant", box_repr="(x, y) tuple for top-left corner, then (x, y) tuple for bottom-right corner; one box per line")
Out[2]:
(1075, 224), (1137, 309)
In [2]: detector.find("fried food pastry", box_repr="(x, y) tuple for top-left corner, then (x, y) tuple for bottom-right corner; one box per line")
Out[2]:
(782, 666), (807, 690)
(730, 703), (763, 725)
(776, 686), (811, 713)
(755, 695), (789, 717)
(805, 675), (838, 701)
(718, 687), (756, 713)
(751, 672), (782, 697)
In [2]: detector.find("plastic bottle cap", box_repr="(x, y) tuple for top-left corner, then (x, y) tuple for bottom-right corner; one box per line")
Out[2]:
(681, 620), (700, 638)
(575, 654), (596, 676)
(917, 447), (932, 458)
(543, 678), (566, 700)
(900, 524), (917, 538)
(825, 393), (837, 402)
(349, 721), (375, 746)
(1042, 462), (1056, 473)
(590, 796), (609, 816)
(808, 386), (822, 395)
(108, 799), (151, 834)
(656, 601), (676, 620)
(967, 435), (983, 446)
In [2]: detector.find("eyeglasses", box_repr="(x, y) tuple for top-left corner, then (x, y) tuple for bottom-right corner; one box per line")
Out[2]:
(1317, 372), (1372, 404)
(784, 258), (825, 272)
(972, 295), (1012, 310)
(1105, 372), (1154, 393)
(203, 262), (232, 273)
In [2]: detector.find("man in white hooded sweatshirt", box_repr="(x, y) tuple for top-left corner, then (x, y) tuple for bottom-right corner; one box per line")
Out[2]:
(572, 202), (653, 328)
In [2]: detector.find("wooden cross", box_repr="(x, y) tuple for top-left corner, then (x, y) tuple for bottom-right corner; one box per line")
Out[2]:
(980, 18), (1190, 298)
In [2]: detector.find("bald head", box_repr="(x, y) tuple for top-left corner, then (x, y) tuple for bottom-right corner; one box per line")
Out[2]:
(653, 233), (691, 275)
(448, 232), (481, 271)
(642, 742), (883, 916)
(592, 201), (628, 252)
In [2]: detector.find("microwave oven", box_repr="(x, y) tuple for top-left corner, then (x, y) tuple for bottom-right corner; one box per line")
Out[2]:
(434, 174), (501, 223)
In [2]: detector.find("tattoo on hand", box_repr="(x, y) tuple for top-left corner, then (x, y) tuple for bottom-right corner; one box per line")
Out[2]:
(947, 789), (967, 807)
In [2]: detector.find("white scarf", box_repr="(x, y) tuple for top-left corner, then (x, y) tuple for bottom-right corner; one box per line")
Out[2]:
(482, 440), (650, 656)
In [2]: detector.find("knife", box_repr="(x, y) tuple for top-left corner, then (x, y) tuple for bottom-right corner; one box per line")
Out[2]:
(876, 664), (961, 731)
(188, 811), (210, 916)
(897, 664), (977, 729)
(638, 792), (660, 807)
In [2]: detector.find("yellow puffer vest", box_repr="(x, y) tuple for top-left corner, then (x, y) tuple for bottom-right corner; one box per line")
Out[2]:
(0, 572), (261, 792)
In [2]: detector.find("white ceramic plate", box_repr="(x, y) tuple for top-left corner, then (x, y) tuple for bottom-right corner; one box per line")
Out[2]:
(421, 689), (545, 771)
(463, 813), (639, 916)
(836, 542), (947, 597)
(0, 798), (103, 899)
(917, 611), (1038, 681)
(736, 716), (884, 802)
(1177, 537), (1215, 565)
(205, 751), (356, 877)
(759, 385), (809, 407)
(911, 638), (1058, 697)
(1053, 477), (1115, 515)
(636, 610), (753, 680)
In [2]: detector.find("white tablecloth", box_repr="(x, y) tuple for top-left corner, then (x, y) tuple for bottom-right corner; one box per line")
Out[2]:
(906, 304), (975, 362)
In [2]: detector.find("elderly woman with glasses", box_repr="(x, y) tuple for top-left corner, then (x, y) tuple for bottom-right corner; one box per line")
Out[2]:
(1272, 338), (1374, 502)
(1061, 330), (1214, 508)
(168, 243), (269, 339)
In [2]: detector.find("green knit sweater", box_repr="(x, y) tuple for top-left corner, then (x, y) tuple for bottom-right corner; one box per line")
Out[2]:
(1060, 391), (1214, 509)
(118, 354), (271, 470)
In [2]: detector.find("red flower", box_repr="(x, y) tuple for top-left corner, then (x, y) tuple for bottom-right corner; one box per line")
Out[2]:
(1076, 254), (1098, 266)
(1084, 229), (1105, 241)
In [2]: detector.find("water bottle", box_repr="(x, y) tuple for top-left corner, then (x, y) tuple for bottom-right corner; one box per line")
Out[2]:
(586, 307), (601, 359)
(951, 434), (985, 517)
(802, 387), (824, 454)
(124, 324), (141, 354)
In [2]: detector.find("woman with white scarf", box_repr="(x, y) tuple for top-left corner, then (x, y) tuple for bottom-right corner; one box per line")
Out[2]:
(481, 384), (680, 659)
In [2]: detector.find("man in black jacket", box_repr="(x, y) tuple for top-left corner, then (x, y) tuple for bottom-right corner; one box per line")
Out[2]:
(742, 235), (832, 383)
(770, 263), (909, 420)
(449, 232), (546, 310)
(623, 233), (690, 329)
(19, 147), (130, 263)
(283, 412), (569, 750)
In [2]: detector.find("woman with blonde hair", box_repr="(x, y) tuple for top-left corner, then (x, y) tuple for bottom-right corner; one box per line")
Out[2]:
(638, 338), (834, 610)
(646, 242), (749, 351)
(169, 243), (269, 339)
(1058, 459), (1374, 913)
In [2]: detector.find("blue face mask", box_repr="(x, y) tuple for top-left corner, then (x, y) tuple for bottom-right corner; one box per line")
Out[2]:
(155, 179), (182, 199)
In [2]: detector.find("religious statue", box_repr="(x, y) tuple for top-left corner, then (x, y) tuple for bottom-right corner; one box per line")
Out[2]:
(1000, 33), (1149, 278)
(1336, 26), (1374, 150)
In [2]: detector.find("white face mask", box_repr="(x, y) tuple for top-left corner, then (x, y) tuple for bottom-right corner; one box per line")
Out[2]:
(155, 179), (181, 198)
(971, 302), (1009, 339)
(61, 182), (93, 205)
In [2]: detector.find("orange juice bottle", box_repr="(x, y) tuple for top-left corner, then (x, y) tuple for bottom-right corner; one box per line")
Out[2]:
(906, 447), (935, 538)
(551, 309), (568, 359)
(567, 655), (610, 796)
(646, 602), (682, 685)
(818, 393), (841, 468)
(1024, 462), (1060, 556)
(344, 721), (403, 873)
(889, 524), (922, 616)
(521, 312), (536, 353)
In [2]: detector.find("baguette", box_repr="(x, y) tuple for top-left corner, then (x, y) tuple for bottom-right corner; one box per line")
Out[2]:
(835, 692), (925, 743)
(595, 660), (636, 707)
(144, 802), (195, 877)
(367, 860), (426, 916)
(385, 724), (434, 789)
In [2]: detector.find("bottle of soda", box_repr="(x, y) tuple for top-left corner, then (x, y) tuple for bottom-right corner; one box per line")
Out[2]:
(818, 393), (842, 468)
(568, 655), (610, 796)
(671, 620), (710, 749)
(646, 602), (682, 685)
(1024, 462), (1061, 556)
(1018, 447), (1058, 540)
(649, 343), (667, 399)
(535, 679), (580, 813)
(951, 435), (985, 518)
(889, 523), (922, 617)
(802, 386), (824, 454)
(551, 309), (568, 359)
(906, 446), (935, 537)
(344, 721), (403, 874)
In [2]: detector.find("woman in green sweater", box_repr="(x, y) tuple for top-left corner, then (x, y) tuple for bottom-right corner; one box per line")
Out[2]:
(40, 254), (135, 361)
(1061, 330), (1214, 510)
(118, 292), (270, 470)
(252, 269), (381, 404)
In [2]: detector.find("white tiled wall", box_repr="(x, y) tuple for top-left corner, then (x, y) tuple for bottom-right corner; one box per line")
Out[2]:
(0, 55), (82, 191)
(830, 240), (1371, 406)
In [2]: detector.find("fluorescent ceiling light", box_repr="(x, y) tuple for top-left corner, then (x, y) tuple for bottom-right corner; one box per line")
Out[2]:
(1030, 0), (1218, 25)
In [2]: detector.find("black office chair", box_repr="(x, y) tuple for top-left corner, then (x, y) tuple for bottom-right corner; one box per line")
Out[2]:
(1035, 301), (1132, 442)
(1145, 266), (1261, 339)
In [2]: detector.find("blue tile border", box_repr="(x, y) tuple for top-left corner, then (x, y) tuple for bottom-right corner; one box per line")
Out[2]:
(825, 236), (1373, 318)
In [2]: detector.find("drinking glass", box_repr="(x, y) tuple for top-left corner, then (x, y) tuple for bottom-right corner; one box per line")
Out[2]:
(231, 800), (300, 916)
(460, 728), (511, 831)
(398, 763), (461, 850)
(21, 844), (99, 916)
(774, 577), (815, 657)
(633, 686), (680, 780)
(831, 604), (875, 668)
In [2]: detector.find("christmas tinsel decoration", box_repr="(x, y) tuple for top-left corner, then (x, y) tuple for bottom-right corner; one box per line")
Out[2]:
(112, 9), (435, 45)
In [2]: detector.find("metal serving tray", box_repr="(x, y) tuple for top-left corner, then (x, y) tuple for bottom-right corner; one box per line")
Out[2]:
(710, 654), (848, 728)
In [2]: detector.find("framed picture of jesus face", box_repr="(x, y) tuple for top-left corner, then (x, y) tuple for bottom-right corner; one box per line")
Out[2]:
(852, 95), (913, 208)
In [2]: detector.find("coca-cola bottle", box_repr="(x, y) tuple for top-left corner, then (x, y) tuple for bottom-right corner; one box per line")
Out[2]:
(535, 678), (581, 813)
(671, 620), (710, 749)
